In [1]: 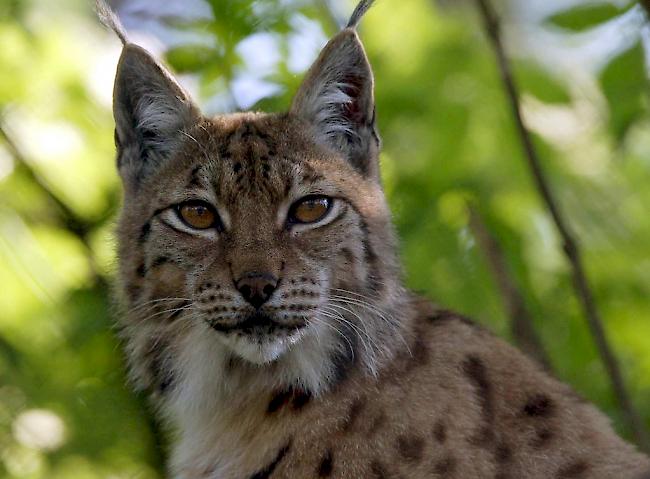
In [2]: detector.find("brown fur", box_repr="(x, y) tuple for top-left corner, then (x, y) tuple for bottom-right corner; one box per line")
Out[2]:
(102, 0), (650, 477)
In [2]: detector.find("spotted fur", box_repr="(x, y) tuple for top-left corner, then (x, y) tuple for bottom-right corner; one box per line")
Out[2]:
(101, 0), (650, 477)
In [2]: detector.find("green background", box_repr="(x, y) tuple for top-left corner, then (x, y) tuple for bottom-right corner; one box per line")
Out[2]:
(0, 0), (649, 476)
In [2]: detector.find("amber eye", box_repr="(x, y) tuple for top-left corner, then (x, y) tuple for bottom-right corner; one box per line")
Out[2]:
(177, 201), (218, 230)
(288, 196), (332, 224)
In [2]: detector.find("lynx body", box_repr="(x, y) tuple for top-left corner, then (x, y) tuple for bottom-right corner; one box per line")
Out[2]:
(98, 0), (650, 477)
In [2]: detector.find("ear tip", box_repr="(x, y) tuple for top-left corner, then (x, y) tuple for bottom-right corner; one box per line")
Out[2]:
(120, 43), (153, 60)
(332, 28), (365, 50)
(116, 43), (160, 74)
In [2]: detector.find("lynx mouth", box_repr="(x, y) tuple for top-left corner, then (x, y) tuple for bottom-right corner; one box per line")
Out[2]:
(206, 312), (307, 335)
(207, 312), (309, 364)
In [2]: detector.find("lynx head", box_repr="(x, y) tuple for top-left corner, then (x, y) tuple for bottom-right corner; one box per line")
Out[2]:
(111, 0), (407, 395)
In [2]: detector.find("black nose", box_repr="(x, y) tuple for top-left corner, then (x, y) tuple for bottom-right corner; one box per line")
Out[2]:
(236, 272), (278, 309)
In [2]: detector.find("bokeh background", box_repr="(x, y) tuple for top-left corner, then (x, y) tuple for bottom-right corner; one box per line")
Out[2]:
(0, 0), (649, 476)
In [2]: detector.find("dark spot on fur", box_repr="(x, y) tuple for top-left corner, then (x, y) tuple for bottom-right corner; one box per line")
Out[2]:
(267, 389), (310, 414)
(331, 337), (357, 385)
(267, 390), (293, 414)
(530, 428), (554, 448)
(188, 165), (201, 186)
(233, 162), (242, 173)
(468, 425), (494, 447)
(139, 222), (151, 243)
(462, 355), (492, 418)
(249, 441), (291, 479)
(433, 420), (446, 443)
(291, 389), (311, 410)
(433, 456), (456, 476)
(367, 411), (386, 437)
(136, 264), (146, 277)
(341, 397), (366, 432)
(148, 342), (174, 394)
(396, 434), (425, 463)
(317, 450), (333, 477)
(359, 224), (381, 293)
(496, 442), (512, 463)
(523, 394), (555, 418)
(151, 256), (169, 268)
(556, 460), (589, 478)
(341, 247), (356, 266)
(127, 284), (142, 302)
(406, 335), (429, 372)
(370, 460), (388, 479)
(224, 355), (239, 374)
(159, 371), (174, 393)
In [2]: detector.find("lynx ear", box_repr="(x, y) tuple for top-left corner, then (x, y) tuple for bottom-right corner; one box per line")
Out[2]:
(113, 44), (199, 187)
(290, 29), (380, 178)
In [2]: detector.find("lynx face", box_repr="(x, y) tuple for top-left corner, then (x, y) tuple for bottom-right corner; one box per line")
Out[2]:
(126, 113), (385, 365)
(114, 25), (404, 392)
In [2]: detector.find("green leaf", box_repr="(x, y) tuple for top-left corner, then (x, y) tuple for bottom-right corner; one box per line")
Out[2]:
(515, 60), (571, 104)
(165, 45), (217, 73)
(546, 3), (629, 32)
(599, 42), (648, 142)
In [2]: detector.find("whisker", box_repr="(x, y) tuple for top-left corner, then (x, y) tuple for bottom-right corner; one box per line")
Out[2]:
(321, 304), (381, 366)
(327, 294), (411, 356)
(138, 303), (194, 323)
(310, 314), (356, 363)
(126, 297), (193, 315)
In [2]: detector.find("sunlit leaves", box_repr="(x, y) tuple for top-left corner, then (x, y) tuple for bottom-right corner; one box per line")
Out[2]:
(599, 42), (648, 142)
(545, 2), (633, 32)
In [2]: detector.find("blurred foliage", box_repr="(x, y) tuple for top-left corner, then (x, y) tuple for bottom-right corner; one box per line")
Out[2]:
(545, 1), (635, 31)
(0, 0), (649, 476)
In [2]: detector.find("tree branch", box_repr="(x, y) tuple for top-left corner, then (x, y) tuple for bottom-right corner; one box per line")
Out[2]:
(474, 0), (649, 451)
(468, 207), (551, 370)
(641, 0), (650, 17)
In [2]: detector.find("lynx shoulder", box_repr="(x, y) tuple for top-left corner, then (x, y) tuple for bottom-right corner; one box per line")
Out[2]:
(97, 0), (650, 477)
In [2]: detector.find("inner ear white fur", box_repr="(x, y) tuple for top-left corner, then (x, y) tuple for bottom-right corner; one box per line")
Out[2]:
(290, 29), (379, 177)
(113, 44), (200, 186)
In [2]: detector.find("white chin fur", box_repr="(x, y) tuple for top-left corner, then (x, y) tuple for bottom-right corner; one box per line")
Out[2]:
(216, 329), (306, 365)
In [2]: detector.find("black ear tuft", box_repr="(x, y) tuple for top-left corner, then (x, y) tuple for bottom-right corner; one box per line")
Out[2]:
(347, 0), (375, 29)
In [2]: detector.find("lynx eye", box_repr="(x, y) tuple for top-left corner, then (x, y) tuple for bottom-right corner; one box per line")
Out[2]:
(288, 196), (332, 224)
(177, 201), (218, 230)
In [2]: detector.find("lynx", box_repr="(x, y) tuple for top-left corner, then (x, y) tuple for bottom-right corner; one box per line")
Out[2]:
(98, 0), (650, 477)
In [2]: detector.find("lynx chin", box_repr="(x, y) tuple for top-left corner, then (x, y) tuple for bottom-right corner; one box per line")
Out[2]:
(97, 0), (650, 477)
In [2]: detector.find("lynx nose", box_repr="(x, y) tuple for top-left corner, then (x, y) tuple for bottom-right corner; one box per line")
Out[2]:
(236, 272), (278, 309)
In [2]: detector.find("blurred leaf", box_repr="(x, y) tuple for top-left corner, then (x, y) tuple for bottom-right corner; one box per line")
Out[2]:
(599, 42), (648, 142)
(515, 60), (571, 104)
(166, 45), (218, 73)
(545, 3), (631, 32)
